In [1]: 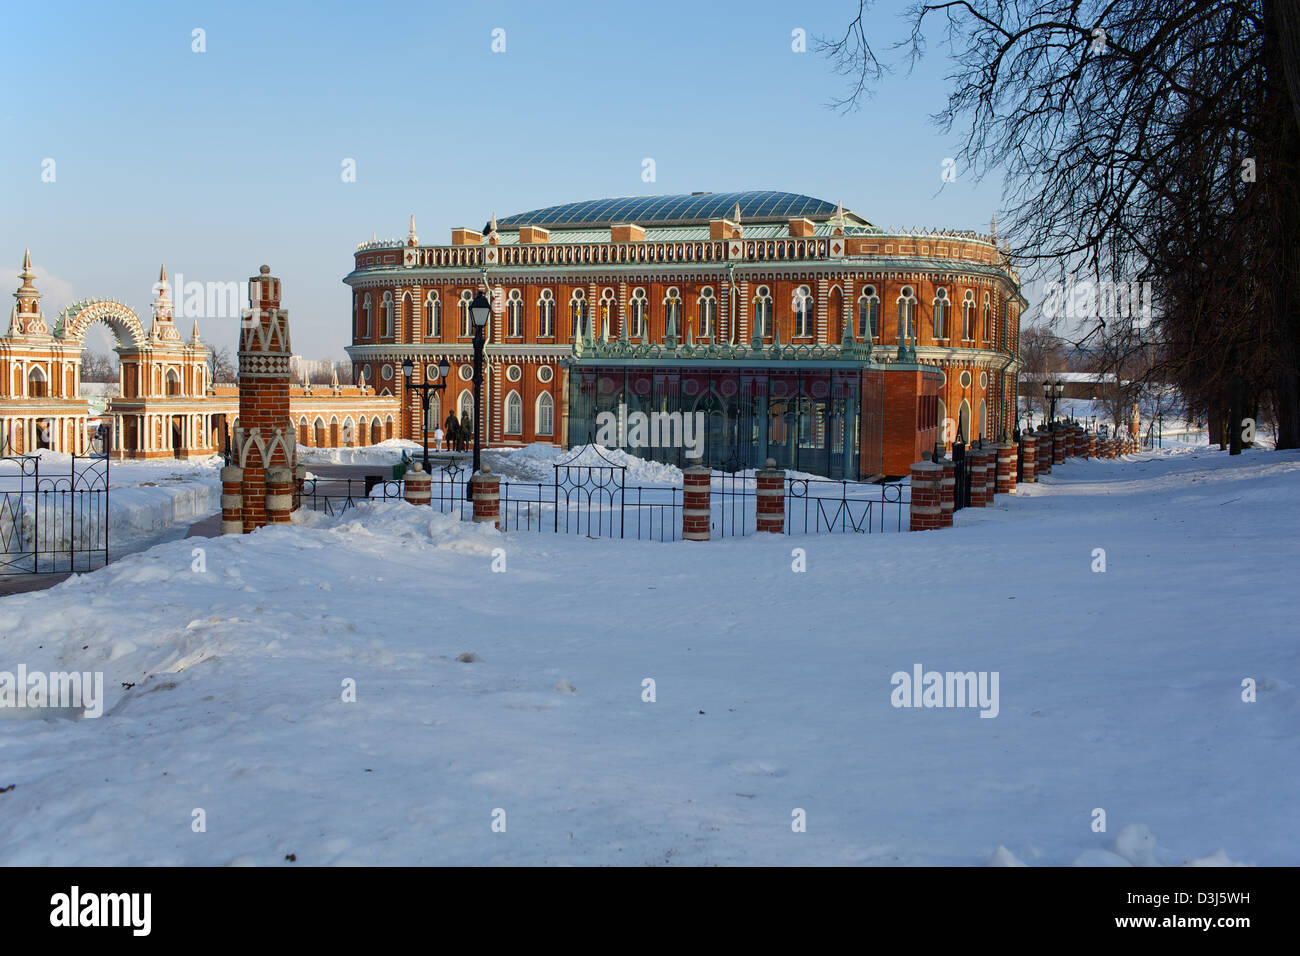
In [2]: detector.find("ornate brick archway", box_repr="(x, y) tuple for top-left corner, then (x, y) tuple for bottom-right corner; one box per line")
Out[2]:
(54, 299), (148, 348)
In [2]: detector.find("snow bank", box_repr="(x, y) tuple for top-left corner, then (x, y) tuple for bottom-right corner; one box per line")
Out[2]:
(0, 444), (1296, 865)
(295, 439), (421, 466)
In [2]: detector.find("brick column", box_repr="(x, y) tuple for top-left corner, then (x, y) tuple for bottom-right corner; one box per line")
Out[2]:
(265, 466), (293, 524)
(1087, 432), (1097, 458)
(220, 465), (244, 534)
(968, 446), (989, 507)
(403, 462), (432, 506)
(939, 456), (955, 527)
(469, 465), (501, 528)
(1036, 430), (1053, 474)
(996, 441), (1017, 495)
(1020, 434), (1037, 483)
(909, 460), (943, 531)
(682, 464), (711, 540)
(980, 444), (997, 503)
(755, 458), (786, 533)
(1053, 428), (1066, 465)
(234, 265), (296, 533)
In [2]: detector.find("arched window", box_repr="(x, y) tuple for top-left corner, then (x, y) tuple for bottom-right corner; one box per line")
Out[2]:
(505, 390), (522, 434)
(371, 416), (382, 441)
(381, 292), (394, 338)
(793, 285), (813, 338)
(536, 391), (554, 436)
(342, 417), (355, 446)
(538, 290), (555, 337)
(425, 292), (441, 338)
(932, 287), (949, 340)
(361, 293), (372, 338)
(897, 286), (917, 343)
(858, 286), (880, 339)
(570, 288), (587, 339)
(628, 288), (647, 338)
(958, 400), (972, 442)
(313, 417), (326, 446)
(663, 287), (681, 339)
(458, 290), (473, 337)
(165, 368), (181, 396)
(937, 398), (948, 440)
(599, 288), (615, 339)
(979, 400), (988, 439)
(27, 365), (48, 398)
(507, 289), (523, 337)
(754, 285), (773, 337)
(698, 287), (717, 339)
(962, 290), (976, 341)
(458, 389), (475, 420)
(982, 292), (993, 344)
(425, 393), (440, 434)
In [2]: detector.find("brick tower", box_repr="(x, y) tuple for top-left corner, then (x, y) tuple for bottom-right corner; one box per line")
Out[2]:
(222, 265), (296, 534)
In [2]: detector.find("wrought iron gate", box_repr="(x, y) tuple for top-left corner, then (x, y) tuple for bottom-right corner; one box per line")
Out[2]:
(553, 445), (626, 538)
(0, 454), (110, 574)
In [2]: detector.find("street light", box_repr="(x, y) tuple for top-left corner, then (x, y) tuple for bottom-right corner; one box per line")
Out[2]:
(402, 355), (450, 475)
(469, 290), (491, 489)
(1041, 378), (1064, 429)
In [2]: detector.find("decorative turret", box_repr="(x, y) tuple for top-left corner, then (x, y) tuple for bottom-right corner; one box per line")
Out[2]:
(10, 249), (49, 337)
(150, 264), (182, 341)
(407, 214), (418, 247)
(485, 211), (499, 245)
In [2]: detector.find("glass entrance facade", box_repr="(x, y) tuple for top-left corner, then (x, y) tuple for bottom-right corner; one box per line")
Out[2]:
(567, 365), (882, 480)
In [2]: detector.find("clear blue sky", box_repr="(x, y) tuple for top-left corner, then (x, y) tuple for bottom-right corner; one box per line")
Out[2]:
(2, 0), (1007, 362)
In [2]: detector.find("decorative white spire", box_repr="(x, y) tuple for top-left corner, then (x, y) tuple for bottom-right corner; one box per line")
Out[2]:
(990, 212), (998, 245)
(190, 318), (202, 344)
(830, 200), (846, 234)
(330, 362), (339, 388)
(407, 214), (418, 246)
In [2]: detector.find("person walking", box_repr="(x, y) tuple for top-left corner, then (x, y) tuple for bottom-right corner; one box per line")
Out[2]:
(433, 425), (445, 452)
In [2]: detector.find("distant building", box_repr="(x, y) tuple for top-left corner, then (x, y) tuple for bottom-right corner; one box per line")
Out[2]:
(345, 191), (1026, 477)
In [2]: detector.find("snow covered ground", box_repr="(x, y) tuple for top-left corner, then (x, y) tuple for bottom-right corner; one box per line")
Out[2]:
(0, 452), (223, 557)
(0, 444), (1296, 865)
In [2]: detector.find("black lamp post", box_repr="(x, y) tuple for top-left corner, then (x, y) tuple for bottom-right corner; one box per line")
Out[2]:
(1042, 378), (1064, 429)
(469, 290), (492, 486)
(402, 355), (450, 475)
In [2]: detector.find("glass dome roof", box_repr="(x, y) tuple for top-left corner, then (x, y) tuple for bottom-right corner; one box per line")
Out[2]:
(493, 191), (865, 231)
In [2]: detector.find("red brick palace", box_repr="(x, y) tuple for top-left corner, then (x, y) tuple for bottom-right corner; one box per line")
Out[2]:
(346, 191), (1025, 478)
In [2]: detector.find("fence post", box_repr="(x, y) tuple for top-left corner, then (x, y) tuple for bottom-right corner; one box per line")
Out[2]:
(220, 465), (244, 534)
(1053, 428), (1067, 465)
(754, 458), (786, 534)
(404, 462), (432, 506)
(469, 465), (501, 528)
(939, 455), (955, 527)
(996, 439), (1017, 495)
(266, 466), (294, 525)
(682, 464), (712, 541)
(909, 460), (943, 531)
(1087, 431), (1097, 458)
(1019, 434), (1040, 481)
(1035, 429), (1052, 474)
(968, 444), (989, 507)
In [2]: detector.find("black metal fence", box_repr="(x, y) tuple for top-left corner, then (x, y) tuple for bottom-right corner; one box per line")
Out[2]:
(713, 473), (909, 536)
(0, 454), (110, 575)
(298, 451), (907, 543)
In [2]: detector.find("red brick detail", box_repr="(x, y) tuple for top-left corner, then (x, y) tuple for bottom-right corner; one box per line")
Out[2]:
(939, 459), (955, 527)
(470, 467), (501, 528)
(404, 463), (433, 506)
(996, 442), (1017, 495)
(682, 464), (711, 540)
(754, 463), (785, 533)
(909, 461), (943, 531)
(1021, 435), (1037, 483)
(1035, 431), (1052, 474)
(968, 448), (990, 507)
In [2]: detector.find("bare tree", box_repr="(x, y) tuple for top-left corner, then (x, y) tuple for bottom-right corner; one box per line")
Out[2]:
(816, 0), (1300, 450)
(79, 350), (119, 383)
(208, 346), (236, 383)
